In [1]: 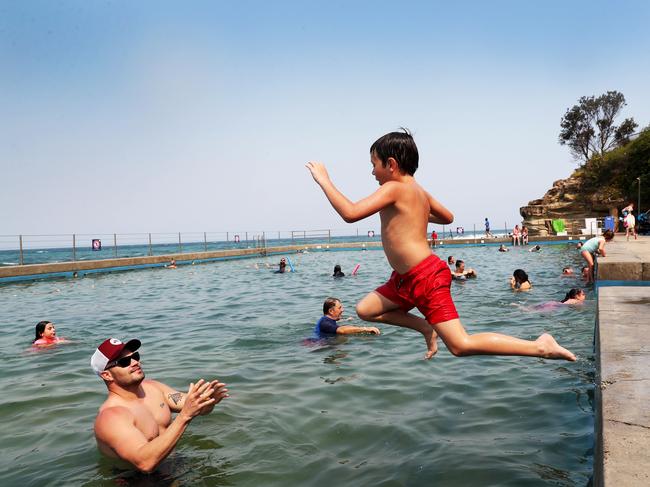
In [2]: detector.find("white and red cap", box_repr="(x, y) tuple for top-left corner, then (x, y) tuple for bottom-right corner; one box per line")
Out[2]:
(90, 338), (141, 375)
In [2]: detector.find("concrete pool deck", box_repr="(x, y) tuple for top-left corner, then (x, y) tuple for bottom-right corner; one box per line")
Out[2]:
(594, 235), (650, 487)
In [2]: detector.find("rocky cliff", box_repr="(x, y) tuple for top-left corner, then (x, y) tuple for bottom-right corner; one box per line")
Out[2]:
(519, 174), (624, 236)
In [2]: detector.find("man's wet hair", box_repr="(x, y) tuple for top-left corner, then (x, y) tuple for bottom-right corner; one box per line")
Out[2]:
(455, 260), (464, 268)
(561, 288), (582, 303)
(370, 129), (419, 175)
(323, 297), (340, 315)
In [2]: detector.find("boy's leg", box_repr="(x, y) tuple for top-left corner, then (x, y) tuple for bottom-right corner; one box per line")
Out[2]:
(431, 318), (576, 361)
(356, 291), (438, 359)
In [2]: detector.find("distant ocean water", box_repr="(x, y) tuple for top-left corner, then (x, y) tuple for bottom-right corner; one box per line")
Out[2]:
(0, 245), (593, 486)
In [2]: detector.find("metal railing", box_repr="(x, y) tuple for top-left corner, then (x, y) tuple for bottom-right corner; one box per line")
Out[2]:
(0, 228), (382, 266)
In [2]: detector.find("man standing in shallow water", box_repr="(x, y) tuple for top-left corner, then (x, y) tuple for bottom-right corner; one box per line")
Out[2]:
(91, 338), (228, 473)
(307, 129), (575, 361)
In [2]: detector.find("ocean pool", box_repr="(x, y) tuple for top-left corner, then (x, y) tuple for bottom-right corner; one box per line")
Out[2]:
(0, 244), (594, 486)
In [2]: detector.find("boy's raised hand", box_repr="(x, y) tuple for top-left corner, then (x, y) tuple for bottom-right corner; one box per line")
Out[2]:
(306, 161), (331, 186)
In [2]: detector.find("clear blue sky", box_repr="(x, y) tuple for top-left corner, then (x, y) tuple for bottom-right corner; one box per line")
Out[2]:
(1, 0), (648, 235)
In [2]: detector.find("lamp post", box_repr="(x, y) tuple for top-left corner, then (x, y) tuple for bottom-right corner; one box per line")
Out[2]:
(638, 177), (641, 214)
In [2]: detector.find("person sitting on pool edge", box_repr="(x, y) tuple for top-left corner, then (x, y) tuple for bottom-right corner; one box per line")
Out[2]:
(314, 297), (380, 338)
(451, 260), (477, 280)
(33, 320), (68, 347)
(333, 264), (345, 278)
(92, 338), (229, 473)
(510, 269), (531, 291)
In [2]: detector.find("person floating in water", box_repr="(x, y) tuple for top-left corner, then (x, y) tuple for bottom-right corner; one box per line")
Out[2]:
(314, 298), (381, 338)
(33, 320), (68, 347)
(91, 338), (228, 473)
(580, 230), (614, 284)
(510, 269), (531, 291)
(562, 267), (574, 276)
(529, 244), (541, 252)
(451, 259), (477, 280)
(498, 244), (509, 252)
(306, 129), (575, 360)
(333, 264), (345, 278)
(447, 255), (455, 266)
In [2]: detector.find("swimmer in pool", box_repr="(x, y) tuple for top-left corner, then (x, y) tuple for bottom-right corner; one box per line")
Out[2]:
(451, 260), (477, 279)
(581, 266), (590, 281)
(167, 259), (177, 269)
(529, 245), (541, 252)
(510, 269), (531, 291)
(562, 267), (574, 276)
(307, 129), (574, 361)
(92, 338), (228, 473)
(498, 244), (509, 252)
(333, 264), (345, 278)
(275, 258), (292, 273)
(314, 298), (380, 337)
(32, 320), (68, 347)
(447, 255), (455, 265)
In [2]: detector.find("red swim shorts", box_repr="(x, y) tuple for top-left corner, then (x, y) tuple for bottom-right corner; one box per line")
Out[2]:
(375, 254), (459, 324)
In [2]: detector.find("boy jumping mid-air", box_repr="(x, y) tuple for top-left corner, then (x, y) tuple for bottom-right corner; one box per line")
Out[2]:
(306, 130), (575, 361)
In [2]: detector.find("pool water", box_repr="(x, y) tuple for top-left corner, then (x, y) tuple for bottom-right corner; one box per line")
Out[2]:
(0, 245), (594, 486)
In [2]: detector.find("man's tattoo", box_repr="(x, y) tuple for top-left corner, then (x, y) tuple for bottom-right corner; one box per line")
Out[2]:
(168, 392), (183, 405)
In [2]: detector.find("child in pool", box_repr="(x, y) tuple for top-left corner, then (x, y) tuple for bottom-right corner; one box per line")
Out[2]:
(580, 230), (614, 284)
(33, 320), (68, 347)
(510, 269), (532, 291)
(527, 289), (586, 311)
(306, 129), (574, 361)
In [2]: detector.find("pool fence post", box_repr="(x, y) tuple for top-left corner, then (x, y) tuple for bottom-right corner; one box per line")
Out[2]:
(505, 222), (508, 238)
(72, 234), (76, 261)
(148, 233), (152, 256)
(356, 228), (359, 237)
(19, 235), (24, 265)
(278, 231), (280, 240)
(291, 232), (294, 245)
(328, 229), (331, 243)
(473, 224), (476, 243)
(203, 232), (207, 252)
(114, 234), (118, 257)
(245, 232), (248, 244)
(303, 230), (306, 240)
(226, 232), (229, 242)
(178, 232), (182, 253)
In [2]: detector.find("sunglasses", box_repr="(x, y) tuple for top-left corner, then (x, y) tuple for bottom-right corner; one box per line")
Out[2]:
(107, 351), (140, 369)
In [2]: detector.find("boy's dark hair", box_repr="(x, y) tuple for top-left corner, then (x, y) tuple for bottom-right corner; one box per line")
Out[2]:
(370, 129), (419, 175)
(323, 297), (340, 315)
(603, 229), (614, 240)
(455, 260), (464, 268)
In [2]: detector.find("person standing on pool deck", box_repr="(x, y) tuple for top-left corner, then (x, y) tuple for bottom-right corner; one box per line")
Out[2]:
(92, 338), (229, 473)
(315, 298), (381, 337)
(306, 129), (575, 361)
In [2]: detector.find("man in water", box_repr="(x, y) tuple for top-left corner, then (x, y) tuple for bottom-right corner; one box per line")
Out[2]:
(92, 338), (228, 473)
(276, 258), (291, 273)
(314, 298), (381, 337)
(451, 260), (477, 279)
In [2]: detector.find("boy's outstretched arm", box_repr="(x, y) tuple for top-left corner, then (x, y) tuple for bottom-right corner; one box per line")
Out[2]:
(306, 161), (397, 223)
(426, 192), (454, 224)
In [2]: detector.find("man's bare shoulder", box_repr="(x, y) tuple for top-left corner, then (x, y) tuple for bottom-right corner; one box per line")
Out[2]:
(95, 404), (135, 432)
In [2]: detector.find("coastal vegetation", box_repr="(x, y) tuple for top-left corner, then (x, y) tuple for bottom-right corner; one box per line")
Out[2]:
(559, 91), (649, 210)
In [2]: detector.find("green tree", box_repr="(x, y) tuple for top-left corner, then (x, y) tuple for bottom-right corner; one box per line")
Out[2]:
(559, 91), (638, 163)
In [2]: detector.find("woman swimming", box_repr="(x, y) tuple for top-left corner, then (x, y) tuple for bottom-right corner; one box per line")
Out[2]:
(510, 269), (531, 291)
(333, 264), (345, 278)
(33, 321), (68, 347)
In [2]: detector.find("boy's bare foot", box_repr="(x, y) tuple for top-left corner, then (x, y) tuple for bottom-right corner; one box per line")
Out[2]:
(536, 333), (576, 361)
(423, 327), (438, 360)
